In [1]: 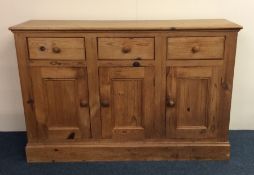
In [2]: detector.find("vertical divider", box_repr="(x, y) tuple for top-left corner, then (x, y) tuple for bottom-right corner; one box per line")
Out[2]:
(85, 34), (102, 138)
(154, 33), (167, 137)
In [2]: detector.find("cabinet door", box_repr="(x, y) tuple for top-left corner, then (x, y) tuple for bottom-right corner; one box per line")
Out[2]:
(99, 67), (155, 140)
(166, 67), (221, 139)
(30, 67), (90, 141)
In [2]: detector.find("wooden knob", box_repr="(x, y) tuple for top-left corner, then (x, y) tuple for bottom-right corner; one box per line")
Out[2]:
(132, 61), (140, 67)
(52, 47), (61, 53)
(80, 100), (89, 107)
(39, 46), (46, 51)
(122, 47), (131, 53)
(101, 100), (109, 107)
(166, 98), (175, 107)
(192, 46), (200, 53)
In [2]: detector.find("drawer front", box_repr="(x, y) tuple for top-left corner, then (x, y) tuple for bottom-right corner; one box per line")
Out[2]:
(28, 38), (85, 60)
(98, 37), (154, 60)
(167, 37), (225, 60)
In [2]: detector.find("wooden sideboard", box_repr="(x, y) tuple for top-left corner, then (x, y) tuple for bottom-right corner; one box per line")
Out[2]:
(10, 19), (242, 162)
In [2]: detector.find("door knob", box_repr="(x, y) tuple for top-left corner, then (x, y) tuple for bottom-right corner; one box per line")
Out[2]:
(166, 97), (175, 107)
(101, 100), (110, 107)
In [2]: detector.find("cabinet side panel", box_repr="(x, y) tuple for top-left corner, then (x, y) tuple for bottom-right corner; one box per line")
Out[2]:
(218, 32), (239, 141)
(14, 33), (38, 141)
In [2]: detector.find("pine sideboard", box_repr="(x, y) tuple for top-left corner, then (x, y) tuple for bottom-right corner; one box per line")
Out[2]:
(9, 19), (242, 162)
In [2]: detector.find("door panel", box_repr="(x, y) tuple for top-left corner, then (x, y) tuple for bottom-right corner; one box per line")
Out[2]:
(166, 66), (221, 139)
(30, 67), (90, 141)
(112, 80), (142, 127)
(177, 78), (208, 128)
(99, 67), (155, 140)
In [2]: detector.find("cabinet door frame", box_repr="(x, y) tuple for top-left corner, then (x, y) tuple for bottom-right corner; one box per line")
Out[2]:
(166, 66), (222, 139)
(30, 67), (90, 141)
(99, 67), (155, 140)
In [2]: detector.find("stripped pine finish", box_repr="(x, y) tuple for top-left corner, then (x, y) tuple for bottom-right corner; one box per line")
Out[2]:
(28, 38), (85, 60)
(10, 19), (242, 162)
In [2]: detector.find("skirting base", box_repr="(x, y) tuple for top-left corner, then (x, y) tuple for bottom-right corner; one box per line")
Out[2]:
(26, 141), (230, 162)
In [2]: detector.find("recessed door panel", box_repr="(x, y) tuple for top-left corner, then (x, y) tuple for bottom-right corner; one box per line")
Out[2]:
(112, 80), (143, 127)
(176, 78), (208, 129)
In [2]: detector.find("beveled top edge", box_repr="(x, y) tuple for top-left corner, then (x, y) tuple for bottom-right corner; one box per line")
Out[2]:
(9, 19), (243, 31)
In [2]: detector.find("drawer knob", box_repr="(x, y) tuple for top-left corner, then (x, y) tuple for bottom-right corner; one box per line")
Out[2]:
(52, 47), (61, 53)
(132, 61), (140, 67)
(166, 97), (175, 107)
(39, 46), (46, 51)
(192, 46), (200, 53)
(80, 100), (89, 107)
(122, 47), (131, 53)
(101, 100), (110, 107)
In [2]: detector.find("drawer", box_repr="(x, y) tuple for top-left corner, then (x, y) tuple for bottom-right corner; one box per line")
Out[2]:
(28, 38), (85, 60)
(167, 37), (225, 60)
(98, 37), (154, 60)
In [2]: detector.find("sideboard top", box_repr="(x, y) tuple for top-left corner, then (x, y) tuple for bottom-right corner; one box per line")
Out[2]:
(9, 19), (242, 31)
